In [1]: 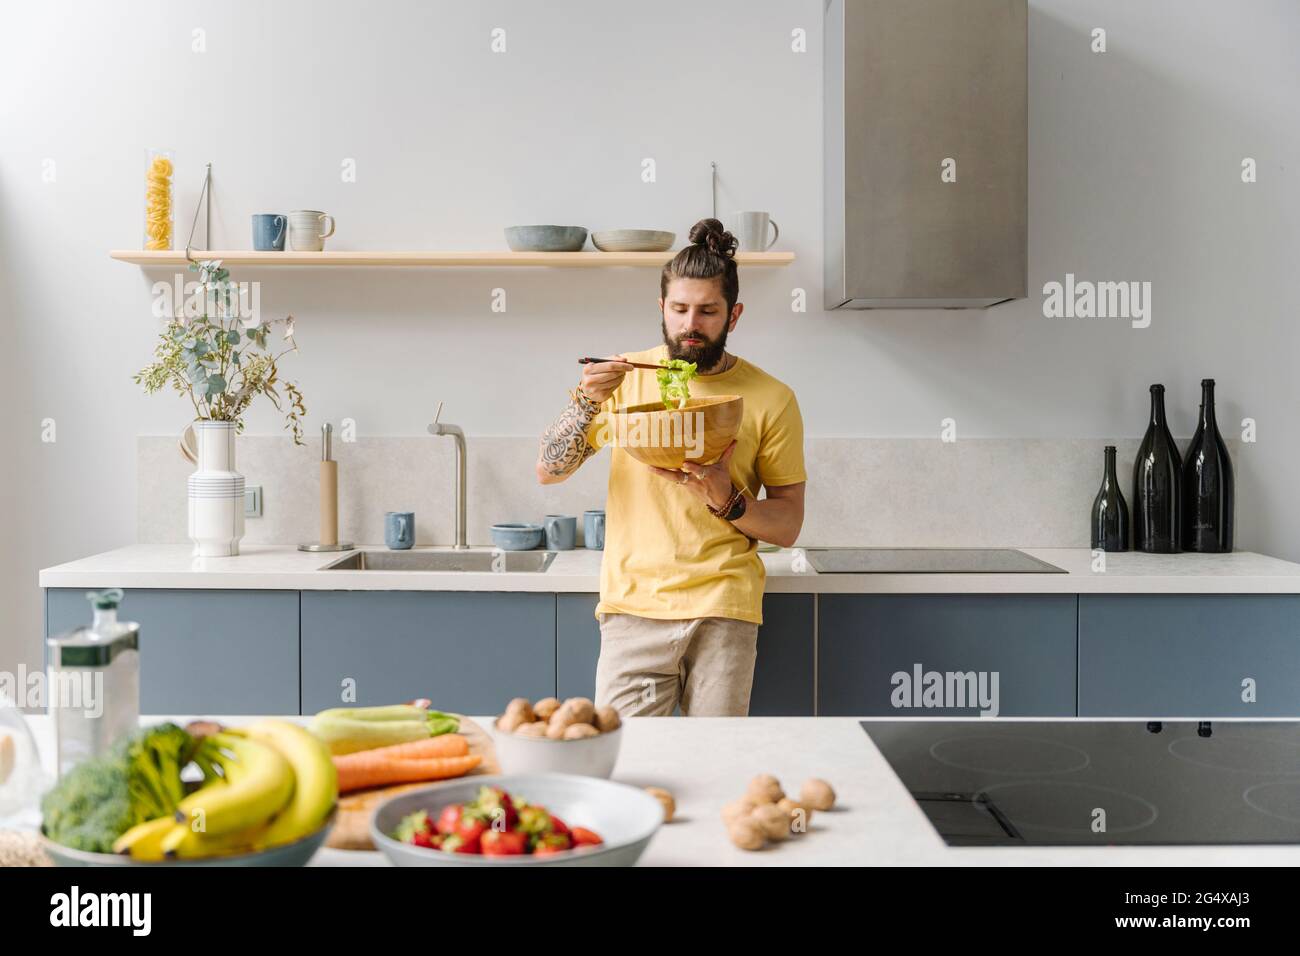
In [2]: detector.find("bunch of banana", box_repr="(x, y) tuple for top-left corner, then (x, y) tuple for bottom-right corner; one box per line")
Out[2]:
(113, 720), (338, 862)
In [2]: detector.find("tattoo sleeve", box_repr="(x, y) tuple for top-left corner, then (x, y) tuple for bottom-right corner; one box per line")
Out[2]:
(539, 390), (602, 478)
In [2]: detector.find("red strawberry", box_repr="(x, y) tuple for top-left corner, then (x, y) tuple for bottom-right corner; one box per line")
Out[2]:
(481, 830), (527, 856)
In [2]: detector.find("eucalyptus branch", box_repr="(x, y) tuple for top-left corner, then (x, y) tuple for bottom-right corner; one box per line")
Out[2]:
(135, 261), (308, 445)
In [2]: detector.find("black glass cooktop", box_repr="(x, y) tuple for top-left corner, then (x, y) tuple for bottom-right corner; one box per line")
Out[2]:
(805, 549), (1066, 574)
(861, 720), (1300, 846)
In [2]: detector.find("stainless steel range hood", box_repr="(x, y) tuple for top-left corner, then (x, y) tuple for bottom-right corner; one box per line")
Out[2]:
(824, 0), (1027, 309)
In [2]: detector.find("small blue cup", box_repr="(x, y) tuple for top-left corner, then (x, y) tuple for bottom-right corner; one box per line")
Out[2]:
(384, 511), (415, 550)
(252, 213), (286, 251)
(544, 514), (577, 551)
(583, 509), (605, 550)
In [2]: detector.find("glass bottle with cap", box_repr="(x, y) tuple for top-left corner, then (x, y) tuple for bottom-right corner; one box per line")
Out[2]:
(45, 588), (140, 777)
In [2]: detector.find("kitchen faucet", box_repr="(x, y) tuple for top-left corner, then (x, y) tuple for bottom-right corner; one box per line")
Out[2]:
(427, 401), (468, 550)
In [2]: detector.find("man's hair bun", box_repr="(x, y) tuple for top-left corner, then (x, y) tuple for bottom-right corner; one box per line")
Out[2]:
(687, 218), (738, 259)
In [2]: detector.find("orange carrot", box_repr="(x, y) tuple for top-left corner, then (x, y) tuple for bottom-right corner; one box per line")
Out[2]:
(347, 734), (469, 762)
(335, 752), (483, 793)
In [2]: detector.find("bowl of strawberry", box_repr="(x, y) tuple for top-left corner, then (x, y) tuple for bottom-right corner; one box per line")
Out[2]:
(371, 774), (663, 867)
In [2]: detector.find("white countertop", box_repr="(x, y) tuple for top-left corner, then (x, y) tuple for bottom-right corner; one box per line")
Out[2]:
(37, 543), (1300, 593)
(22, 714), (1300, 866)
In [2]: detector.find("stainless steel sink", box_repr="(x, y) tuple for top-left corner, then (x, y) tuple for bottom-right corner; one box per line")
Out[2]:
(322, 550), (556, 573)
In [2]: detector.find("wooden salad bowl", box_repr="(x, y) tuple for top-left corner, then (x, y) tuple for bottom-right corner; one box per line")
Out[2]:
(611, 395), (743, 470)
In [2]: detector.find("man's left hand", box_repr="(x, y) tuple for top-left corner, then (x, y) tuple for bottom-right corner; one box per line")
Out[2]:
(647, 441), (737, 509)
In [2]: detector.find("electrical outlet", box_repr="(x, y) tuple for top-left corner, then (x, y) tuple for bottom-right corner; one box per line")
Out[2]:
(244, 486), (263, 518)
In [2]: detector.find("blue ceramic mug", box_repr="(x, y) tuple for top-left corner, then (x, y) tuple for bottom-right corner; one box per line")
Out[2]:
(252, 213), (287, 251)
(544, 514), (577, 551)
(384, 511), (414, 550)
(583, 509), (605, 550)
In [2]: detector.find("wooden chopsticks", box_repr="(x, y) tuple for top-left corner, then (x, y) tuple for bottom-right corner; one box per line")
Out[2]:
(578, 356), (663, 370)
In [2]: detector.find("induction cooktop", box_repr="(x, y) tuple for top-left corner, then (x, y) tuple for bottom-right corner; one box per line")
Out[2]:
(861, 720), (1300, 846)
(805, 548), (1066, 574)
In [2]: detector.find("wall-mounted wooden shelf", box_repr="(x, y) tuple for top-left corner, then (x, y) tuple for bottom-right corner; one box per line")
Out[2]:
(110, 249), (796, 268)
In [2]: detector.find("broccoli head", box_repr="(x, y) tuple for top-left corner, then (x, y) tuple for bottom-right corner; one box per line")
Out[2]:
(40, 758), (134, 852)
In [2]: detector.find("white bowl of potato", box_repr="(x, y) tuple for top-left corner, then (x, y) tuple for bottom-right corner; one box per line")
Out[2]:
(492, 696), (623, 779)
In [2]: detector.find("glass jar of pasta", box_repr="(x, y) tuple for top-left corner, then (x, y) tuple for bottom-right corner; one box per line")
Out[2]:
(143, 148), (174, 250)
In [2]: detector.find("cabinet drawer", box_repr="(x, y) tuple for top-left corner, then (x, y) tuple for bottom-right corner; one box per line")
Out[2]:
(818, 595), (1077, 716)
(301, 591), (555, 714)
(45, 588), (300, 715)
(1079, 595), (1300, 717)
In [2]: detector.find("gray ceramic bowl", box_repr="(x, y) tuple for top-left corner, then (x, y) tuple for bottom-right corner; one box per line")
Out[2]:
(371, 773), (662, 867)
(490, 523), (544, 550)
(40, 811), (336, 867)
(504, 225), (588, 252)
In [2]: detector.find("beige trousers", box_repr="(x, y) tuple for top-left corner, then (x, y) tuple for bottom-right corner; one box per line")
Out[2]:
(594, 612), (759, 717)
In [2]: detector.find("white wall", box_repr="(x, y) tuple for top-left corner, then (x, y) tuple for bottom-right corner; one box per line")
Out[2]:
(2, 0), (1297, 673)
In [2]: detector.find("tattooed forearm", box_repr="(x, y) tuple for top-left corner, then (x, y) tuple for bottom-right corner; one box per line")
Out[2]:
(538, 392), (601, 478)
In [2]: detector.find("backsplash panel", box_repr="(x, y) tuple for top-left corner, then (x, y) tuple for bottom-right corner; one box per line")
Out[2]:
(139, 436), (1240, 550)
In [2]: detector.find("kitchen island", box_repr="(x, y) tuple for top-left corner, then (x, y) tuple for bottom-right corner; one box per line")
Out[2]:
(23, 714), (1300, 866)
(39, 545), (1300, 720)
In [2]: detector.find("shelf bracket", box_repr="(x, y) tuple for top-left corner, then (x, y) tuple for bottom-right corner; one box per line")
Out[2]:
(184, 162), (213, 264)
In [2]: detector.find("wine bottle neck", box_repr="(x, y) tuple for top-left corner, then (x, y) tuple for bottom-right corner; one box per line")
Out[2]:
(1201, 384), (1218, 430)
(1149, 392), (1167, 427)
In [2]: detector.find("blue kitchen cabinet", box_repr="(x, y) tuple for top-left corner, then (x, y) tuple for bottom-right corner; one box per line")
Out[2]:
(1078, 595), (1300, 717)
(44, 588), (299, 715)
(817, 594), (1077, 716)
(556, 595), (601, 702)
(556, 593), (815, 715)
(300, 591), (556, 714)
(752, 594), (815, 715)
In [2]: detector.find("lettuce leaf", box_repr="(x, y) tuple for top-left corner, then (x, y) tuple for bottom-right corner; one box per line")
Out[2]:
(656, 359), (697, 410)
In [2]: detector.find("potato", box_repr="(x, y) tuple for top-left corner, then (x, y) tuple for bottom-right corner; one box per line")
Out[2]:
(545, 718), (570, 740)
(547, 705), (576, 732)
(727, 816), (766, 851)
(496, 709), (527, 733)
(746, 774), (784, 805)
(645, 787), (675, 823)
(752, 803), (792, 841)
(778, 797), (812, 833)
(720, 797), (757, 824)
(594, 705), (622, 733)
(800, 778), (836, 812)
(563, 697), (596, 725)
(533, 697), (561, 720)
(563, 722), (599, 740)
(516, 721), (549, 737)
(504, 697), (534, 723)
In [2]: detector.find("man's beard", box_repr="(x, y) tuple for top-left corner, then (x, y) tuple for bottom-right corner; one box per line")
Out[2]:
(662, 319), (729, 371)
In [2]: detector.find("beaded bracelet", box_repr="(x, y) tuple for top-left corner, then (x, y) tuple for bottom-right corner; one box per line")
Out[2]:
(707, 484), (747, 520)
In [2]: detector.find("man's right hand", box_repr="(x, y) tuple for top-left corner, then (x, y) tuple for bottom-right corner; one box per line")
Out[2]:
(579, 354), (633, 405)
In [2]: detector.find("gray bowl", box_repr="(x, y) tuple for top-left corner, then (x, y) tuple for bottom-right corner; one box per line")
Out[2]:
(490, 523), (544, 550)
(371, 773), (662, 867)
(504, 225), (588, 252)
(40, 811), (336, 867)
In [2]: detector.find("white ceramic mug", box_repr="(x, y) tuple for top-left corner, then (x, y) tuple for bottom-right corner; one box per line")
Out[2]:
(288, 209), (336, 251)
(731, 211), (780, 252)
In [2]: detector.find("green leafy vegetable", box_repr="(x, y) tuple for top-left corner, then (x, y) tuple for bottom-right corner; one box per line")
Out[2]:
(656, 359), (698, 410)
(41, 723), (194, 853)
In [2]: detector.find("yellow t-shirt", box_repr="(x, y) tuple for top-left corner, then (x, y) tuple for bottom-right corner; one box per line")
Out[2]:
(586, 344), (806, 626)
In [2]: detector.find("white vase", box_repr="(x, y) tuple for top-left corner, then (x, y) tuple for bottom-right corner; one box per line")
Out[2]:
(187, 421), (245, 557)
